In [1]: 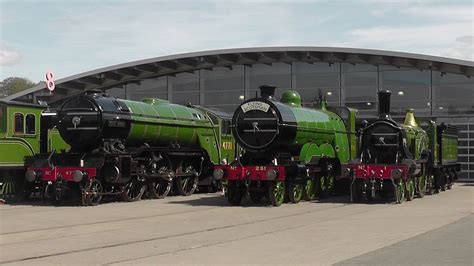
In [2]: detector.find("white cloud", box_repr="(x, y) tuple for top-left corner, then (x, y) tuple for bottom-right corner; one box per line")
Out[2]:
(340, 2), (474, 60)
(402, 5), (473, 21)
(444, 35), (474, 60)
(0, 44), (21, 66)
(47, 2), (334, 68)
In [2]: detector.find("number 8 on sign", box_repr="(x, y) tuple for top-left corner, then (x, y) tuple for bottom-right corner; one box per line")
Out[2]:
(46, 71), (55, 92)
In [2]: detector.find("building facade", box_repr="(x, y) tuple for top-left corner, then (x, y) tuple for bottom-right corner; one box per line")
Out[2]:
(5, 47), (474, 179)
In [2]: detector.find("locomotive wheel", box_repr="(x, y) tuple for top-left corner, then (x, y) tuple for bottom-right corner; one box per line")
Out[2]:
(250, 192), (264, 203)
(83, 178), (103, 206)
(176, 175), (199, 196)
(302, 179), (316, 201)
(416, 174), (427, 198)
(268, 181), (285, 207)
(395, 180), (406, 204)
(426, 174), (435, 195)
(351, 181), (363, 203)
(317, 175), (334, 199)
(405, 178), (415, 201)
(227, 182), (243, 206)
(288, 182), (302, 204)
(43, 182), (62, 205)
(148, 179), (172, 199)
(176, 163), (199, 196)
(0, 175), (26, 203)
(447, 182), (453, 190)
(122, 178), (146, 202)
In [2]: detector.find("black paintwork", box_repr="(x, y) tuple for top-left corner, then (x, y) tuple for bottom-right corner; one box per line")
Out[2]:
(57, 92), (132, 151)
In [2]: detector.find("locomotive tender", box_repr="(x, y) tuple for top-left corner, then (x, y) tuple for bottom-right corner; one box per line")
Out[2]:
(214, 85), (358, 206)
(25, 91), (238, 205)
(343, 90), (460, 203)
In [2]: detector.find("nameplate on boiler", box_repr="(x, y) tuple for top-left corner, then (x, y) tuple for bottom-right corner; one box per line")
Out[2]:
(241, 101), (270, 113)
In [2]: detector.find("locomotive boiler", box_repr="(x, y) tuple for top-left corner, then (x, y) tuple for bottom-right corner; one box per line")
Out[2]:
(214, 85), (358, 206)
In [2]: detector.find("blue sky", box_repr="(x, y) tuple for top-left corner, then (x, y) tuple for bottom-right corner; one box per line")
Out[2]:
(0, 0), (473, 82)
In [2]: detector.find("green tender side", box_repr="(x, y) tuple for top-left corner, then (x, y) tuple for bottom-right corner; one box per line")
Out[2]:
(285, 101), (350, 164)
(442, 133), (458, 164)
(121, 99), (220, 163)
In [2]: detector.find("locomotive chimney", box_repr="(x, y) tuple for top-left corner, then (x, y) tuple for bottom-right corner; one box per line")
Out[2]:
(378, 90), (392, 119)
(259, 85), (276, 100)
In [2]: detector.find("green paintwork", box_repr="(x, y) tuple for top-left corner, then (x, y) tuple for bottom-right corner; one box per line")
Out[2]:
(0, 102), (42, 167)
(0, 101), (69, 200)
(285, 102), (350, 164)
(122, 99), (218, 163)
(48, 128), (70, 153)
(425, 121), (439, 163)
(441, 135), (458, 164)
(269, 180), (285, 206)
(347, 108), (358, 160)
(405, 178), (415, 201)
(280, 90), (302, 107)
(401, 109), (428, 160)
(424, 120), (458, 165)
(395, 179), (406, 204)
(303, 178), (316, 200)
(122, 99), (239, 165)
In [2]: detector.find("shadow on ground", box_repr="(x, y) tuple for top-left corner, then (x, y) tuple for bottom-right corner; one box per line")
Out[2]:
(166, 193), (356, 207)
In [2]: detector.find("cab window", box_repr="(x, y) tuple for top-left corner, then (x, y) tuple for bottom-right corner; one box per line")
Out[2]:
(14, 113), (24, 133)
(0, 106), (5, 132)
(222, 120), (231, 134)
(26, 114), (36, 134)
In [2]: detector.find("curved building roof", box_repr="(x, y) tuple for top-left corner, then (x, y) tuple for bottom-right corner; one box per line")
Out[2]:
(5, 46), (474, 102)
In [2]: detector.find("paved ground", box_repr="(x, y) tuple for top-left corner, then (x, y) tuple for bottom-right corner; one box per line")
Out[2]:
(336, 214), (473, 266)
(0, 183), (472, 265)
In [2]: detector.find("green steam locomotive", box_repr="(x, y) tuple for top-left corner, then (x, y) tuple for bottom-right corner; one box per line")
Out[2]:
(343, 90), (460, 203)
(214, 85), (358, 206)
(24, 91), (238, 205)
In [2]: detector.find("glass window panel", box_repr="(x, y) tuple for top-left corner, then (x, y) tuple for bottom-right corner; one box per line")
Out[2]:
(344, 72), (378, 87)
(295, 73), (340, 88)
(172, 91), (199, 105)
(14, 113), (24, 133)
(380, 68), (431, 115)
(248, 63), (291, 91)
(170, 72), (199, 92)
(106, 87), (126, 99)
(204, 90), (245, 106)
(341, 63), (378, 73)
(342, 63), (378, 116)
(206, 104), (239, 113)
(433, 72), (474, 115)
(294, 63), (340, 95)
(202, 66), (244, 92)
(294, 62), (339, 74)
(298, 87), (339, 104)
(128, 77), (167, 101)
(26, 114), (35, 134)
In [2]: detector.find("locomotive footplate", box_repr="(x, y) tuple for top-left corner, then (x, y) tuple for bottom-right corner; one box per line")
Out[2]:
(213, 165), (286, 181)
(343, 164), (410, 181)
(26, 166), (97, 183)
